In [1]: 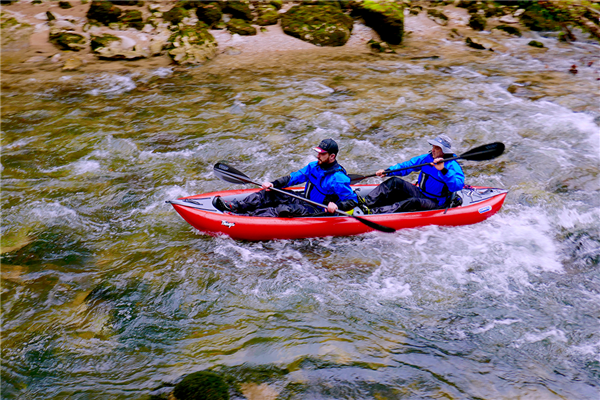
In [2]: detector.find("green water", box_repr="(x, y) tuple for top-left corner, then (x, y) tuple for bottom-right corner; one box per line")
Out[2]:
(2, 39), (599, 399)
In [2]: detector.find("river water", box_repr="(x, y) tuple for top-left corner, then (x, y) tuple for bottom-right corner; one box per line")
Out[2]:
(2, 34), (599, 399)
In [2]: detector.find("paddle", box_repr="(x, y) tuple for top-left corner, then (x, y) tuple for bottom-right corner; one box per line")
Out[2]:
(213, 162), (396, 234)
(349, 142), (505, 184)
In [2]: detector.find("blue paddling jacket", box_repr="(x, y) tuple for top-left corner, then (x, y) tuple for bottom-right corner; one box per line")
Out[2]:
(387, 153), (465, 206)
(272, 161), (358, 211)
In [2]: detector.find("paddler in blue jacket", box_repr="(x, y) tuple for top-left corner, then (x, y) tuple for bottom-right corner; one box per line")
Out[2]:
(361, 135), (465, 214)
(213, 139), (358, 217)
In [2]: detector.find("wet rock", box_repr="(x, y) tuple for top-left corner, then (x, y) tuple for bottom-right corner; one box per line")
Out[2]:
(63, 55), (83, 70)
(493, 24), (521, 37)
(49, 29), (86, 51)
(222, 1), (253, 21)
(528, 40), (544, 48)
(227, 18), (256, 35)
(254, 5), (279, 26)
(46, 11), (56, 22)
(58, 1), (72, 9)
(163, 6), (189, 26)
(367, 39), (394, 53)
(87, 1), (123, 26)
(281, 4), (353, 47)
(196, 2), (223, 28)
(499, 15), (519, 24)
(90, 33), (153, 59)
(519, 10), (561, 32)
(120, 9), (144, 30)
(352, 0), (404, 45)
(569, 64), (577, 74)
(173, 371), (229, 400)
(468, 13), (486, 31)
(465, 37), (486, 50)
(166, 23), (218, 64)
(426, 8), (448, 26)
(25, 55), (47, 63)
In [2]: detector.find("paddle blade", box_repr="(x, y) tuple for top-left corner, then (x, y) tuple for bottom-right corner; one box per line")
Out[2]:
(351, 215), (396, 233)
(459, 142), (505, 161)
(349, 174), (368, 184)
(213, 162), (251, 184)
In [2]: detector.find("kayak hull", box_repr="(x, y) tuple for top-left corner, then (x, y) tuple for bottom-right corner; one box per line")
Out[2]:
(169, 185), (508, 241)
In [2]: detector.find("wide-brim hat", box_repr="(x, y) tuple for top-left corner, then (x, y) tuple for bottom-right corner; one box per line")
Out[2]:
(427, 134), (453, 154)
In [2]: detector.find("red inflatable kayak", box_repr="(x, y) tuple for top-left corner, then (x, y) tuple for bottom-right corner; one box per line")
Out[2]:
(168, 185), (508, 241)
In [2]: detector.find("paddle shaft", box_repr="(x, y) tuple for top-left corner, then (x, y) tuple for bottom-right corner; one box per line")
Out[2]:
(214, 164), (396, 233)
(351, 147), (500, 182)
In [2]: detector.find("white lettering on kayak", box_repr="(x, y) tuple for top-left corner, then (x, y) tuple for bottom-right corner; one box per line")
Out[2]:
(221, 220), (235, 228)
(478, 205), (492, 214)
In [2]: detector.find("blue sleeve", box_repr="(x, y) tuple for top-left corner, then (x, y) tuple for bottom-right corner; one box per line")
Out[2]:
(288, 162), (313, 187)
(387, 153), (431, 177)
(331, 173), (357, 202)
(443, 160), (465, 192)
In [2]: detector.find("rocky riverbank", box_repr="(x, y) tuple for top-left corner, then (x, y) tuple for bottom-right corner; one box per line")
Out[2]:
(2, 0), (599, 86)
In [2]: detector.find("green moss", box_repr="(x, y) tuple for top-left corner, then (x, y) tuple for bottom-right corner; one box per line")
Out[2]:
(494, 24), (521, 36)
(163, 6), (188, 25)
(90, 33), (120, 51)
(196, 2), (222, 27)
(173, 371), (229, 400)
(166, 23), (215, 47)
(119, 9), (144, 30)
(468, 13), (486, 31)
(528, 40), (545, 48)
(222, 1), (253, 21)
(255, 5), (279, 26)
(86, 1), (123, 25)
(0, 17), (19, 29)
(281, 4), (353, 46)
(227, 18), (256, 35)
(49, 31), (86, 51)
(354, 0), (404, 45)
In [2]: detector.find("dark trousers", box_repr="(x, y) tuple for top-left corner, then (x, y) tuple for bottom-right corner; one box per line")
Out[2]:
(362, 177), (439, 214)
(231, 189), (324, 218)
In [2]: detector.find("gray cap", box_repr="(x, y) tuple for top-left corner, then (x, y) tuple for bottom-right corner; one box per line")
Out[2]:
(427, 134), (453, 154)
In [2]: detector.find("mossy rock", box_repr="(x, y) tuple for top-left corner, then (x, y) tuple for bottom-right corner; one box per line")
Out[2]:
(49, 30), (86, 51)
(269, 0), (282, 10)
(528, 40), (544, 48)
(468, 13), (486, 31)
(166, 23), (218, 64)
(90, 33), (120, 51)
(281, 4), (353, 47)
(353, 0), (404, 45)
(255, 5), (279, 26)
(120, 9), (144, 30)
(303, 0), (341, 6)
(426, 8), (448, 26)
(59, 1), (72, 9)
(173, 371), (229, 400)
(494, 24), (521, 37)
(227, 18), (256, 35)
(519, 10), (561, 31)
(113, 0), (143, 5)
(196, 2), (223, 27)
(164, 6), (189, 25)
(222, 1), (253, 21)
(176, 0), (206, 9)
(87, 1), (123, 25)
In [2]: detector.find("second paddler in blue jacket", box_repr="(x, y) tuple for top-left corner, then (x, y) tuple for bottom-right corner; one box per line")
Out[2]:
(361, 135), (465, 214)
(213, 139), (358, 217)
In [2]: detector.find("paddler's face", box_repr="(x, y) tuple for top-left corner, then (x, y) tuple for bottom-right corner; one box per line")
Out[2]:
(316, 151), (335, 165)
(432, 145), (444, 159)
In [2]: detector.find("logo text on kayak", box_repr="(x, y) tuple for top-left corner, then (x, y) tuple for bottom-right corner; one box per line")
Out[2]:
(221, 220), (235, 228)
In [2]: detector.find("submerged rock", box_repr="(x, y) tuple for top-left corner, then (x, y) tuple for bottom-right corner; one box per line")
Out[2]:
(352, 0), (404, 45)
(493, 24), (521, 36)
(281, 4), (353, 47)
(528, 40), (544, 48)
(426, 8), (448, 26)
(166, 23), (217, 64)
(173, 371), (229, 400)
